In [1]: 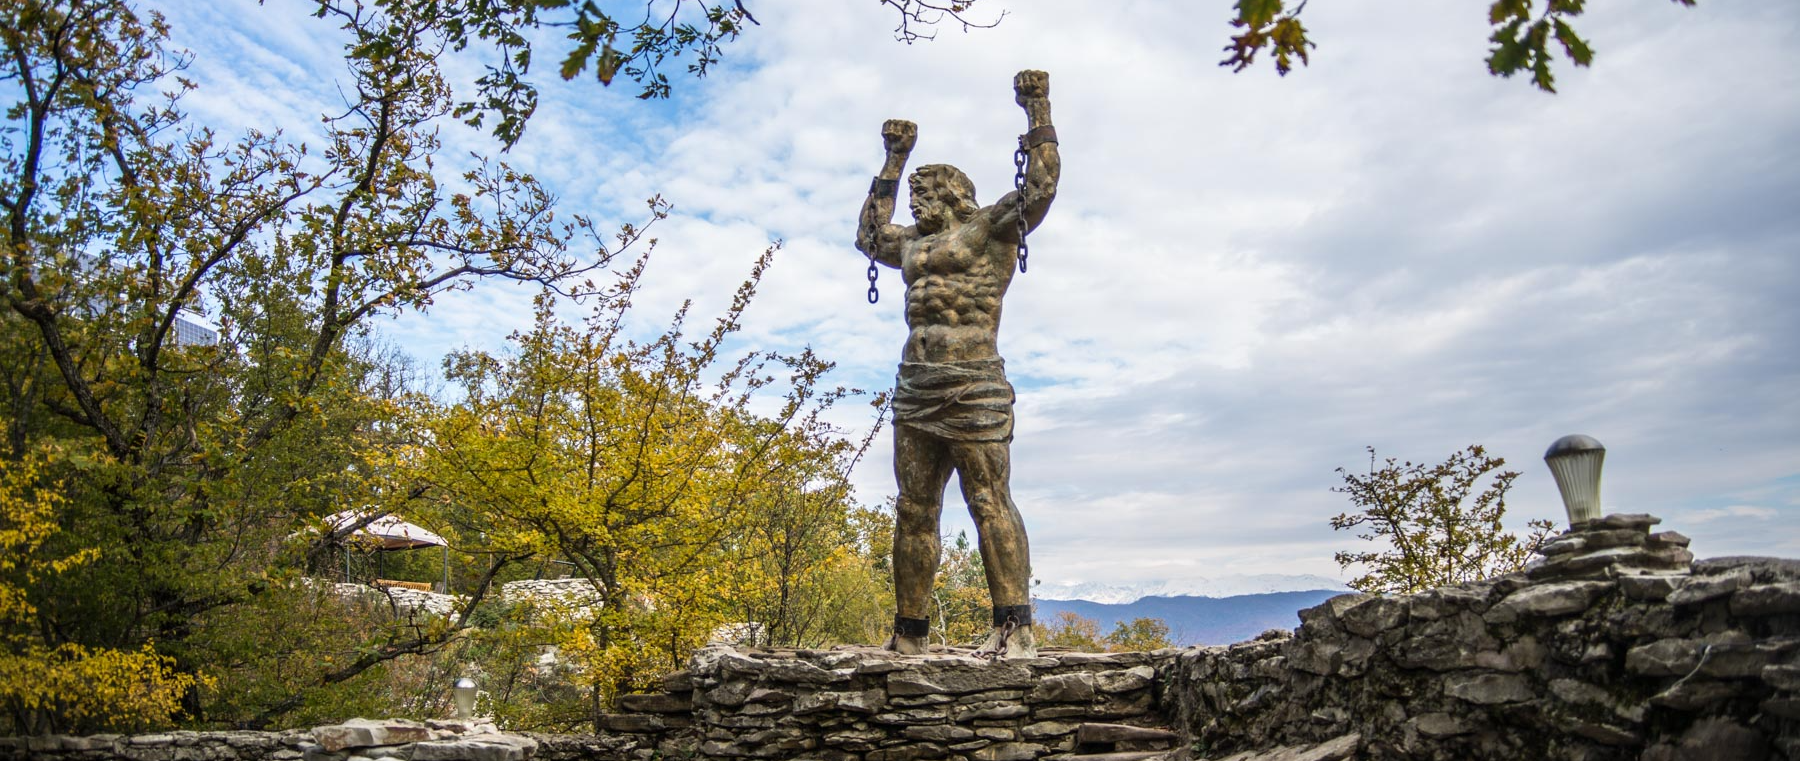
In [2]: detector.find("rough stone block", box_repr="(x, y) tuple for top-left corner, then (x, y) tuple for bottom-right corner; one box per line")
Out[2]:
(794, 688), (886, 715)
(888, 663), (1035, 696)
(903, 725), (975, 743)
(967, 741), (1048, 760)
(312, 720), (434, 752)
(866, 742), (948, 761)
(1649, 679), (1743, 710)
(599, 714), (668, 733)
(1589, 513), (1661, 531)
(1619, 574), (1686, 601)
(745, 686), (794, 704)
(1572, 528), (1652, 551)
(952, 701), (1029, 722)
(1762, 697), (1800, 720)
(1029, 672), (1096, 702)
(1655, 717), (1767, 761)
(1668, 568), (1753, 606)
(1337, 596), (1407, 638)
(705, 679), (752, 707)
(1729, 582), (1800, 616)
(1561, 717), (1642, 747)
(1529, 546), (1692, 581)
(1020, 721), (1079, 739)
(1443, 672), (1533, 705)
(1048, 652), (1123, 667)
(1095, 666), (1155, 693)
(1213, 733), (1360, 761)
(1392, 611), (1498, 671)
(1486, 580), (1613, 623)
(618, 692), (690, 713)
(411, 734), (537, 761)
(757, 658), (847, 685)
(1076, 723), (1178, 745)
(1406, 712), (1469, 738)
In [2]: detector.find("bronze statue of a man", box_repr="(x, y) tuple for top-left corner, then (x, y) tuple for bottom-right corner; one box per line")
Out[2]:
(855, 70), (1060, 658)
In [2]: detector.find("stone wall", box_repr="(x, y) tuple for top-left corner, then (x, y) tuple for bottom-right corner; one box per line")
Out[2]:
(597, 645), (1178, 761)
(1162, 514), (1799, 760)
(9, 514), (1795, 761)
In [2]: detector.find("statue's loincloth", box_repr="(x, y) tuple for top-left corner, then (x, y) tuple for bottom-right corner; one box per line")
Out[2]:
(893, 358), (1015, 442)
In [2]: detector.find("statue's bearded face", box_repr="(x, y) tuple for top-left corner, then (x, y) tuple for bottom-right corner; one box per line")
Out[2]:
(908, 167), (976, 234)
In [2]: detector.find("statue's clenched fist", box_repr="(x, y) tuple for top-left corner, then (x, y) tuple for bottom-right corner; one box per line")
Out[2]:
(1013, 70), (1049, 105)
(882, 119), (918, 156)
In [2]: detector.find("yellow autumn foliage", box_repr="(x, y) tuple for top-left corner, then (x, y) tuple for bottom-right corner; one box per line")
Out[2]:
(0, 455), (209, 733)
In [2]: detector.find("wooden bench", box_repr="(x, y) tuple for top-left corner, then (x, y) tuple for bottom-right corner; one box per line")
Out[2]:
(373, 579), (434, 592)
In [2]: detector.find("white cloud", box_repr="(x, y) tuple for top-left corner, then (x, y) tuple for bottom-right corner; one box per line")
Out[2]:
(1685, 506), (1779, 524)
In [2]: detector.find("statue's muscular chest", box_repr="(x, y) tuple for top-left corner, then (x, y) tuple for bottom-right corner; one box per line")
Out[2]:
(902, 226), (993, 283)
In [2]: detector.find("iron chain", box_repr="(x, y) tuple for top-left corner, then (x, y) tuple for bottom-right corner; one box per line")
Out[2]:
(866, 257), (880, 304)
(1013, 143), (1030, 274)
(976, 618), (1018, 661)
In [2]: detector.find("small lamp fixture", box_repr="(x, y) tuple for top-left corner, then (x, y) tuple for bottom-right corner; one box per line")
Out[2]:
(452, 677), (478, 719)
(1544, 434), (1606, 526)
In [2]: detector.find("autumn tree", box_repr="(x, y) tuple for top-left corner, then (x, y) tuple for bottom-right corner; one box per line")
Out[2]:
(1104, 617), (1174, 652)
(1331, 445), (1555, 594)
(0, 0), (657, 729)
(1038, 612), (1173, 653)
(1039, 611), (1103, 651)
(422, 246), (877, 715)
(0, 455), (208, 733)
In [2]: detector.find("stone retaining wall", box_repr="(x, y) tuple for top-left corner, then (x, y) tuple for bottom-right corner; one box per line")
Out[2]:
(9, 514), (1795, 761)
(1162, 514), (1800, 760)
(597, 645), (1177, 761)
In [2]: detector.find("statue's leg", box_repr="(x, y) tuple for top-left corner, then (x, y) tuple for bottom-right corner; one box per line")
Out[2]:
(889, 424), (953, 654)
(951, 440), (1036, 658)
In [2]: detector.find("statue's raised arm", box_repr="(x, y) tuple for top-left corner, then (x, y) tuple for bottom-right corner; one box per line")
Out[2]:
(992, 69), (1060, 244)
(855, 119), (918, 269)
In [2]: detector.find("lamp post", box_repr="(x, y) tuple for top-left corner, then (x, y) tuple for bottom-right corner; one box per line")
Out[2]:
(452, 677), (478, 719)
(1544, 434), (1606, 526)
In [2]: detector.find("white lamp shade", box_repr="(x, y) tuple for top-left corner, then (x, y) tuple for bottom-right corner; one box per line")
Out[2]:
(453, 677), (478, 719)
(1544, 435), (1606, 525)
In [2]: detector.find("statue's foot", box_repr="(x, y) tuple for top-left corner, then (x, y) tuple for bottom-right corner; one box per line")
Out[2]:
(885, 634), (929, 655)
(978, 624), (1037, 659)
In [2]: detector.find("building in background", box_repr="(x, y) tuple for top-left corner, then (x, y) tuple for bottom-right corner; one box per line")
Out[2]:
(172, 310), (219, 346)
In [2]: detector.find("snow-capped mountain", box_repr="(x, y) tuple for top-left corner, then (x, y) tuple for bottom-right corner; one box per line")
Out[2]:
(1034, 574), (1350, 604)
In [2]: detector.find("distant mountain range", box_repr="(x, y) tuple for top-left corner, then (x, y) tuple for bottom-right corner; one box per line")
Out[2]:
(1034, 591), (1349, 647)
(1031, 574), (1352, 647)
(1035, 574), (1349, 605)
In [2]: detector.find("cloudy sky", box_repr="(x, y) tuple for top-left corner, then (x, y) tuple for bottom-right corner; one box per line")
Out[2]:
(166, 0), (1799, 586)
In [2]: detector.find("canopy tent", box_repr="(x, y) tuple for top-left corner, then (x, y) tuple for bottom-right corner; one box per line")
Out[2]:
(323, 509), (448, 550)
(320, 509), (450, 591)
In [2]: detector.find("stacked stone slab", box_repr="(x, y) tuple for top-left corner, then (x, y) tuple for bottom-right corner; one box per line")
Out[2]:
(596, 646), (1180, 761)
(1162, 515), (1800, 760)
(1528, 513), (1693, 581)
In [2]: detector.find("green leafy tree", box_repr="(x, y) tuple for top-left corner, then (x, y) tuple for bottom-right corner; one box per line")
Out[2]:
(1222, 0), (1697, 92)
(1039, 611), (1104, 651)
(324, 0), (998, 147)
(1330, 445), (1555, 594)
(0, 0), (649, 729)
(1104, 617), (1174, 652)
